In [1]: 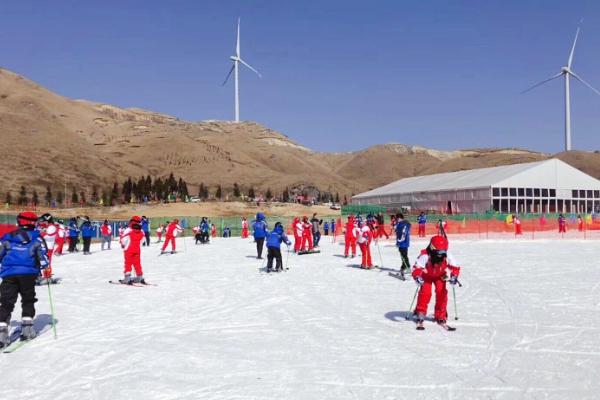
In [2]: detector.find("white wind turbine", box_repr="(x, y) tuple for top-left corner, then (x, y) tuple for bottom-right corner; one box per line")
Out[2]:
(222, 18), (262, 122)
(522, 26), (600, 151)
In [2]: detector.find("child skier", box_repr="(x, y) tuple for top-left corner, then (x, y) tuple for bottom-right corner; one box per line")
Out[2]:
(161, 219), (183, 254)
(252, 213), (268, 259)
(100, 219), (112, 250)
(80, 216), (94, 255)
(265, 222), (292, 272)
(293, 217), (303, 253)
(395, 213), (411, 275)
(417, 212), (427, 237)
(0, 212), (49, 347)
(155, 224), (165, 243)
(241, 217), (249, 239)
(119, 216), (146, 284)
(55, 219), (66, 256)
(412, 235), (461, 330)
(38, 213), (57, 284)
(357, 220), (373, 268)
(344, 215), (357, 258)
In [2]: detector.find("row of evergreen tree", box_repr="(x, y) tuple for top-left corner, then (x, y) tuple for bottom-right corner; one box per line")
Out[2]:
(2, 173), (345, 207)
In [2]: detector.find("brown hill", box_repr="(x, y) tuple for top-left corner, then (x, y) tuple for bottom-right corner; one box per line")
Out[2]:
(1, 68), (599, 201)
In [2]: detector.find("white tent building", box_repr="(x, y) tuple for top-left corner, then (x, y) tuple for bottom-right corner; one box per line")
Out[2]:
(352, 159), (600, 214)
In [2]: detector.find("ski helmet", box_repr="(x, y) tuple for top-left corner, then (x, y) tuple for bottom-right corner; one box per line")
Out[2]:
(428, 235), (448, 263)
(130, 216), (142, 224)
(39, 213), (54, 224)
(17, 211), (38, 227)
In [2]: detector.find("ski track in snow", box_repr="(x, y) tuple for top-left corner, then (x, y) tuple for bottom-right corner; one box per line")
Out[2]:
(1, 237), (599, 399)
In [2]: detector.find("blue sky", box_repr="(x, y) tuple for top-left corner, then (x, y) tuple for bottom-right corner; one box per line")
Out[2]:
(2, 1), (599, 152)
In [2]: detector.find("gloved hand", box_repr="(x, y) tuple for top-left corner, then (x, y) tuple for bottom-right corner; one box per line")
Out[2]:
(414, 276), (424, 286)
(449, 275), (458, 285)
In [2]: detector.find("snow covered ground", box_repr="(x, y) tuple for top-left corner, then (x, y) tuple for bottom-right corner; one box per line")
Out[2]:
(1, 236), (599, 400)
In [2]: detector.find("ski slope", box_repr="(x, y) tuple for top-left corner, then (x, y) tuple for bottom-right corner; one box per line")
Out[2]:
(1, 236), (599, 399)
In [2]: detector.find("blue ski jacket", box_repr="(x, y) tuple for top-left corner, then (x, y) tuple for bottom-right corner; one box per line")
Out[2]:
(80, 221), (94, 238)
(395, 220), (411, 249)
(0, 228), (49, 278)
(266, 226), (291, 248)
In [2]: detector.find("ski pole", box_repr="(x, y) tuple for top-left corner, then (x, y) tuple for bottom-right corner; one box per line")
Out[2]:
(46, 280), (58, 339)
(405, 286), (419, 320)
(285, 246), (290, 270)
(452, 284), (459, 320)
(376, 240), (384, 268)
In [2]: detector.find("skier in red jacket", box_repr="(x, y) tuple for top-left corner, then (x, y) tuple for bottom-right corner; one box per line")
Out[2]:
(344, 215), (357, 258)
(412, 235), (461, 329)
(161, 219), (183, 254)
(119, 216), (146, 284)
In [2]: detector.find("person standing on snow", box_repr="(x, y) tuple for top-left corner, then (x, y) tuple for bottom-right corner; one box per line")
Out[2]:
(344, 215), (357, 258)
(252, 213), (268, 259)
(357, 220), (373, 269)
(265, 222), (292, 273)
(577, 215), (584, 232)
(324, 220), (330, 236)
(417, 212), (427, 237)
(100, 219), (112, 250)
(54, 219), (66, 256)
(156, 224), (165, 243)
(376, 213), (389, 239)
(513, 215), (523, 235)
(79, 216), (94, 255)
(211, 223), (217, 238)
(311, 213), (322, 248)
(412, 235), (461, 329)
(200, 218), (210, 244)
(141, 216), (150, 246)
(292, 217), (303, 253)
(37, 213), (57, 284)
(558, 214), (567, 234)
(119, 216), (146, 284)
(0, 212), (49, 347)
(161, 219), (183, 254)
(300, 216), (314, 252)
(395, 213), (411, 274)
(241, 217), (249, 239)
(67, 217), (80, 253)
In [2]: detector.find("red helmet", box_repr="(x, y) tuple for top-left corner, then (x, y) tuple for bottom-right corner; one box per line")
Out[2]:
(130, 216), (142, 224)
(17, 211), (39, 227)
(429, 235), (448, 251)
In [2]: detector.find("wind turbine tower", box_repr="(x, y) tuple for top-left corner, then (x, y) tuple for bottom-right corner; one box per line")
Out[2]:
(522, 26), (600, 151)
(222, 18), (262, 122)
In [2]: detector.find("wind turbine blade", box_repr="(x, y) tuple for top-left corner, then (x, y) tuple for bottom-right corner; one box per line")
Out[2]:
(239, 58), (262, 78)
(567, 27), (580, 69)
(520, 72), (563, 94)
(236, 18), (241, 57)
(570, 71), (600, 96)
(222, 65), (235, 86)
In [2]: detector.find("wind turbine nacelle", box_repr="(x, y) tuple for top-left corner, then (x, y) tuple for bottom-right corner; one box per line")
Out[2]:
(230, 56), (239, 62)
(561, 67), (570, 74)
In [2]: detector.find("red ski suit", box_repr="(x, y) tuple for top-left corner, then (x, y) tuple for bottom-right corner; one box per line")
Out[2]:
(120, 226), (144, 277)
(293, 218), (303, 252)
(344, 218), (357, 257)
(301, 220), (313, 251)
(357, 225), (373, 268)
(412, 249), (461, 321)
(241, 219), (249, 238)
(40, 222), (58, 278)
(55, 224), (66, 255)
(161, 222), (183, 252)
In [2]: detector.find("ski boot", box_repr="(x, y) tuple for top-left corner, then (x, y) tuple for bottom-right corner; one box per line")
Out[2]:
(415, 313), (425, 331)
(133, 275), (146, 284)
(20, 317), (36, 340)
(119, 273), (133, 285)
(0, 322), (9, 348)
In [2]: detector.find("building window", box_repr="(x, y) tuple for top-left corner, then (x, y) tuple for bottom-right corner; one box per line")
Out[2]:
(492, 187), (500, 197)
(492, 199), (500, 212)
(518, 188), (525, 196)
(587, 190), (593, 198)
(534, 188), (540, 197)
(541, 189), (548, 197)
(572, 190), (579, 198)
(509, 188), (517, 197)
(595, 190), (600, 198)
(580, 190), (586, 198)
(501, 188), (508, 197)
(526, 188), (533, 197)
(549, 189), (556, 197)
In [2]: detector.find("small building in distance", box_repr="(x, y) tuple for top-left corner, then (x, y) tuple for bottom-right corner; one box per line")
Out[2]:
(351, 159), (600, 214)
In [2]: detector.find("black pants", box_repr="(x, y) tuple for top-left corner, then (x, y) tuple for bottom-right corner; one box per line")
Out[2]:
(82, 237), (92, 253)
(201, 232), (209, 243)
(144, 231), (150, 246)
(256, 237), (265, 258)
(398, 247), (410, 270)
(0, 275), (38, 321)
(195, 233), (202, 244)
(266, 247), (283, 270)
(68, 237), (79, 252)
(313, 232), (321, 246)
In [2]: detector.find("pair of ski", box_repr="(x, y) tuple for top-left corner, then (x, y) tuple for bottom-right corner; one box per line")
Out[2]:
(416, 320), (456, 331)
(108, 280), (157, 287)
(297, 250), (320, 255)
(2, 323), (53, 353)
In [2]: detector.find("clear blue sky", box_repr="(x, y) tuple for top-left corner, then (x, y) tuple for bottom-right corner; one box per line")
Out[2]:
(2, 1), (599, 152)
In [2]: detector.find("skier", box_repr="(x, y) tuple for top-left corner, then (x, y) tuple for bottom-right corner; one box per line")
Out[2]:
(331, 219), (336, 236)
(200, 218), (210, 244)
(241, 217), (249, 239)
(513, 215), (522, 235)
(343, 215), (357, 258)
(300, 216), (314, 252)
(417, 212), (427, 237)
(412, 235), (461, 330)
(80, 216), (94, 255)
(311, 213), (322, 248)
(161, 219), (183, 254)
(252, 213), (268, 259)
(0, 212), (49, 347)
(211, 223), (217, 238)
(38, 213), (57, 284)
(577, 215), (584, 232)
(100, 219), (112, 250)
(223, 227), (231, 238)
(155, 224), (165, 243)
(376, 213), (389, 239)
(54, 219), (66, 256)
(193, 225), (201, 244)
(436, 219), (448, 236)
(141, 216), (150, 246)
(324, 220), (330, 236)
(119, 216), (146, 284)
(67, 217), (80, 252)
(265, 222), (292, 272)
(357, 220), (373, 269)
(395, 213), (411, 275)
(118, 222), (126, 237)
(558, 214), (567, 234)
(293, 217), (303, 253)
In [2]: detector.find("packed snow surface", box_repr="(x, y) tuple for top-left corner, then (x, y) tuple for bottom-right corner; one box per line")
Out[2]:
(1, 236), (599, 399)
